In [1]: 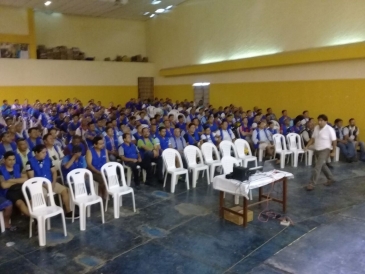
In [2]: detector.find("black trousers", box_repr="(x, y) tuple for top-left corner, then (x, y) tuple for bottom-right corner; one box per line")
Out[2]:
(142, 151), (164, 181)
(125, 162), (141, 186)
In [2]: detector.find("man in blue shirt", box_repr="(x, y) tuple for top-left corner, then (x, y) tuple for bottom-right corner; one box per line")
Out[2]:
(61, 145), (87, 182)
(157, 127), (171, 152)
(26, 144), (77, 219)
(119, 133), (144, 189)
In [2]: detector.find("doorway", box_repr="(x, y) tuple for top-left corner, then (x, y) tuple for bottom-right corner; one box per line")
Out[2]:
(193, 84), (210, 107)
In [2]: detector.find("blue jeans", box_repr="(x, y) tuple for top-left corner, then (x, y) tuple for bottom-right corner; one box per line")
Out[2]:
(337, 142), (356, 160)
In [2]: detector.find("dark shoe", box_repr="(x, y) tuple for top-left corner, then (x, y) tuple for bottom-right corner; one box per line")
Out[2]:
(324, 180), (334, 186)
(306, 184), (314, 191)
(347, 158), (353, 163)
(65, 211), (79, 219)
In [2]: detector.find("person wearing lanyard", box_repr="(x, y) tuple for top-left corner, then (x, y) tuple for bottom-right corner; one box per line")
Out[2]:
(104, 127), (119, 161)
(137, 127), (164, 183)
(26, 144), (77, 219)
(61, 145), (87, 183)
(157, 127), (171, 152)
(86, 136), (109, 198)
(170, 126), (188, 168)
(183, 123), (202, 147)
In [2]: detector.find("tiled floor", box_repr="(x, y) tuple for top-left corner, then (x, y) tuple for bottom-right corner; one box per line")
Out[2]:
(1, 160), (365, 274)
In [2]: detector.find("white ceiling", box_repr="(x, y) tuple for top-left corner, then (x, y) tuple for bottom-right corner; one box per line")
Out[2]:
(0, 0), (187, 21)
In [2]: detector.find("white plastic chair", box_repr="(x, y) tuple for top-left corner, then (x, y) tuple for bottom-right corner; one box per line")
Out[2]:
(219, 140), (238, 158)
(101, 162), (136, 219)
(221, 156), (242, 204)
(0, 211), (4, 233)
(201, 142), (223, 183)
(184, 145), (210, 188)
(300, 135), (314, 166)
(273, 134), (293, 169)
(22, 177), (67, 246)
(67, 169), (105, 231)
(162, 148), (190, 193)
(234, 139), (258, 168)
(221, 156), (242, 174)
(286, 133), (305, 167)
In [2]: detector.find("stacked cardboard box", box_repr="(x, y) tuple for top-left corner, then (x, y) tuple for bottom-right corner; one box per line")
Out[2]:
(37, 45), (88, 61)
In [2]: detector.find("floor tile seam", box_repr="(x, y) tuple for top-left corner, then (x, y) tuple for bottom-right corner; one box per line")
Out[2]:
(137, 189), (190, 210)
(336, 214), (365, 223)
(151, 240), (227, 272)
(23, 254), (49, 274)
(86, 238), (154, 272)
(222, 227), (288, 273)
(0, 256), (22, 267)
(259, 262), (295, 274)
(166, 215), (200, 232)
(294, 202), (365, 223)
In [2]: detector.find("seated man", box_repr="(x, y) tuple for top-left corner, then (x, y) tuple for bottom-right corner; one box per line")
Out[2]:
(184, 123), (202, 146)
(84, 121), (98, 148)
(104, 127), (119, 161)
(170, 126), (188, 154)
(0, 151), (30, 221)
(157, 127), (171, 152)
(0, 132), (17, 158)
(26, 127), (43, 151)
(217, 120), (236, 143)
(281, 117), (292, 136)
(279, 110), (290, 126)
(333, 119), (356, 162)
(64, 135), (86, 156)
(301, 119), (315, 150)
(61, 145), (86, 178)
(342, 118), (365, 161)
(43, 133), (64, 168)
(175, 115), (187, 132)
(137, 127), (163, 183)
(290, 118), (303, 134)
(119, 133), (145, 189)
(26, 144), (77, 219)
(86, 136), (109, 198)
(200, 125), (217, 145)
(252, 121), (275, 158)
(267, 121), (278, 135)
(16, 138), (32, 172)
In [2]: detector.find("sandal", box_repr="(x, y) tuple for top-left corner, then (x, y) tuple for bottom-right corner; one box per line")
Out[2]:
(306, 184), (314, 191)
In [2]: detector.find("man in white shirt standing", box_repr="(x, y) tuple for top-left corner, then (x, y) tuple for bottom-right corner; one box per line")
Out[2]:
(305, 114), (336, 191)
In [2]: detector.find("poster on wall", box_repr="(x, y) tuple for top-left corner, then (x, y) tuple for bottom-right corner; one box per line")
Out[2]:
(0, 43), (29, 59)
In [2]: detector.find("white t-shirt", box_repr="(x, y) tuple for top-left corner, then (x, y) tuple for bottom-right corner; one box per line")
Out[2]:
(312, 124), (336, 151)
(219, 129), (235, 142)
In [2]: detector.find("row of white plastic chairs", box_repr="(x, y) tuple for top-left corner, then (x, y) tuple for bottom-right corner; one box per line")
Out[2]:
(1, 162), (136, 246)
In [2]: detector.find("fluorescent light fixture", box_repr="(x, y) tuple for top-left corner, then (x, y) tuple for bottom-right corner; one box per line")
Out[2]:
(150, 14), (155, 18)
(143, 12), (150, 15)
(193, 82), (210, 87)
(155, 8), (165, 13)
(328, 36), (365, 46)
(151, 0), (161, 4)
(166, 5), (173, 9)
(229, 50), (280, 60)
(44, 1), (52, 6)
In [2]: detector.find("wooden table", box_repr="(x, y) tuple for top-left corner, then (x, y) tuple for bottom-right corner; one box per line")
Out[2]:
(218, 177), (287, 227)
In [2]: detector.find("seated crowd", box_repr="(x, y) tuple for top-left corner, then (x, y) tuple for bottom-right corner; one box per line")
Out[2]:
(0, 97), (364, 231)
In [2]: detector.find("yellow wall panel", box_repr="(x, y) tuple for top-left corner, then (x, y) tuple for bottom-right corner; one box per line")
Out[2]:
(154, 85), (194, 102)
(0, 86), (137, 106)
(157, 79), (365, 138)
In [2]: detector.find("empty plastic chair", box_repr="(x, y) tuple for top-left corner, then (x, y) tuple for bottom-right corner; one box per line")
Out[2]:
(219, 140), (238, 158)
(201, 142), (223, 183)
(162, 148), (190, 193)
(286, 133), (305, 167)
(273, 134), (293, 169)
(221, 156), (242, 174)
(184, 145), (210, 188)
(101, 162), (136, 219)
(67, 169), (104, 231)
(22, 177), (67, 246)
(234, 139), (258, 168)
